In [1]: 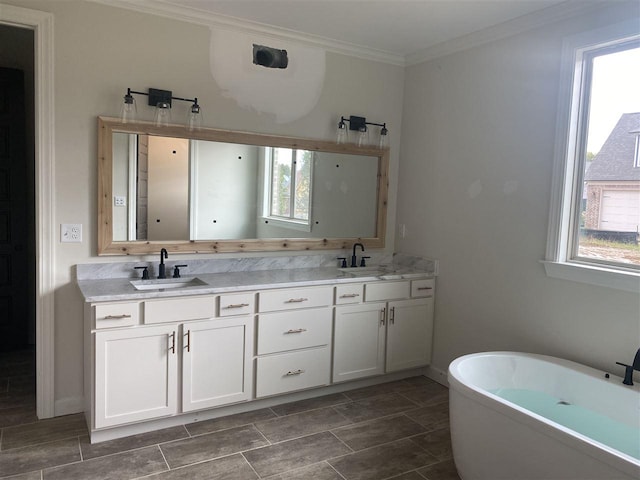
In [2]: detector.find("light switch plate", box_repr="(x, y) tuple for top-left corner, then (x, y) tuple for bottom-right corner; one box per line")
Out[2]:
(61, 224), (82, 243)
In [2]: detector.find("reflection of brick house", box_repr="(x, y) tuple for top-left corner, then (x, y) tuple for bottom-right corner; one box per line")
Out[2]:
(584, 112), (640, 234)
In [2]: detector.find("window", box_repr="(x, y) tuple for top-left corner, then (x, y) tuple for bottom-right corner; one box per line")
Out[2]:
(545, 21), (640, 291)
(264, 147), (313, 229)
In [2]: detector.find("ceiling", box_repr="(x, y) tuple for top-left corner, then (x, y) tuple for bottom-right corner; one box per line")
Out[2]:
(107, 0), (601, 64)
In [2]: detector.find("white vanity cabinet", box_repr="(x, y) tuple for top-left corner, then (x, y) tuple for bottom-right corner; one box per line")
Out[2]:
(255, 286), (333, 398)
(87, 293), (253, 431)
(333, 279), (435, 383)
(94, 323), (178, 428)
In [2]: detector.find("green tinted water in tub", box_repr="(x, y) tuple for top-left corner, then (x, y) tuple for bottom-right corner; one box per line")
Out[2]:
(490, 388), (640, 460)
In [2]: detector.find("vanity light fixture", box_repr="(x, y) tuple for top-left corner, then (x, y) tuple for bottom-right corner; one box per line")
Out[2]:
(120, 87), (202, 129)
(337, 115), (388, 148)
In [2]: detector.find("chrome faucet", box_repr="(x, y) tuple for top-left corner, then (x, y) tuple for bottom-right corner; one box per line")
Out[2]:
(158, 248), (168, 279)
(351, 242), (364, 267)
(616, 348), (640, 385)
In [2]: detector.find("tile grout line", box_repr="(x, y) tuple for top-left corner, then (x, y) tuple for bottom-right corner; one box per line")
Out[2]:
(77, 436), (84, 462)
(156, 443), (171, 472)
(240, 451), (262, 479)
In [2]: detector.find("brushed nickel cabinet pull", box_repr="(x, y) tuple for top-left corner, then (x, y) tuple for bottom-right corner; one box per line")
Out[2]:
(284, 328), (307, 334)
(285, 369), (305, 376)
(103, 314), (132, 319)
(224, 303), (250, 309)
(390, 306), (395, 324)
(285, 298), (308, 303)
(185, 330), (191, 353)
(380, 308), (386, 326)
(169, 332), (176, 354)
(339, 293), (360, 298)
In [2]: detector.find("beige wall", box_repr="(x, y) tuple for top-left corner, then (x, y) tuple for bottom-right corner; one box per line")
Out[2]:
(397, 3), (640, 379)
(0, 0), (404, 412)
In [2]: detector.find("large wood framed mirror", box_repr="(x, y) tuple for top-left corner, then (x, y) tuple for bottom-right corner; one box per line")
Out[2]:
(98, 117), (389, 255)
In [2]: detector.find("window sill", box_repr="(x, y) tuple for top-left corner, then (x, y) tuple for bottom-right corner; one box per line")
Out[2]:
(542, 260), (640, 293)
(261, 217), (312, 232)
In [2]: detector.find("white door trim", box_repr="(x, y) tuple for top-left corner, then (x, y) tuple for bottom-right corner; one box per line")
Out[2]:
(0, 4), (56, 419)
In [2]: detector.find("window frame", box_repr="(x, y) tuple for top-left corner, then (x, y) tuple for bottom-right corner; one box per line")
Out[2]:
(262, 146), (314, 232)
(544, 20), (640, 292)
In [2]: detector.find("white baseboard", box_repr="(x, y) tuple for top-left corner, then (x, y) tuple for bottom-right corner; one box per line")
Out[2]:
(422, 365), (449, 386)
(55, 396), (84, 416)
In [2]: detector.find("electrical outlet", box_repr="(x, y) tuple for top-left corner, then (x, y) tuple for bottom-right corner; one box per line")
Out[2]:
(61, 224), (82, 243)
(114, 196), (126, 207)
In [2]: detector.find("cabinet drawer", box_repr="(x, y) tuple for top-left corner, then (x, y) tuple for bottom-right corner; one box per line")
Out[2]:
(411, 278), (435, 297)
(365, 281), (410, 302)
(258, 286), (332, 313)
(256, 347), (330, 398)
(257, 307), (331, 355)
(94, 302), (140, 329)
(144, 296), (215, 324)
(336, 284), (363, 305)
(218, 293), (254, 317)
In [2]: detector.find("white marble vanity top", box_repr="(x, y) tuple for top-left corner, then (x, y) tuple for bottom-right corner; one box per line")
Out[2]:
(77, 265), (434, 303)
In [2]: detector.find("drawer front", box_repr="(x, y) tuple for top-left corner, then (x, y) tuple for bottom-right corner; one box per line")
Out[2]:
(258, 286), (332, 313)
(257, 307), (331, 355)
(335, 284), (363, 305)
(144, 296), (215, 324)
(94, 302), (140, 329)
(411, 278), (435, 297)
(365, 281), (410, 302)
(256, 347), (330, 398)
(219, 293), (255, 317)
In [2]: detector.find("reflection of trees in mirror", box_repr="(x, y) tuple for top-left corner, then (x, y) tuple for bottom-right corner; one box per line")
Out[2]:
(269, 147), (312, 223)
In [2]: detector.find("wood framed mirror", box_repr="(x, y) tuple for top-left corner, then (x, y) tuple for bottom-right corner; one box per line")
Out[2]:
(98, 116), (388, 255)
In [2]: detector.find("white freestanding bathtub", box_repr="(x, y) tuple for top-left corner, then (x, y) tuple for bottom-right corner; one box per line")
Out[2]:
(448, 352), (640, 480)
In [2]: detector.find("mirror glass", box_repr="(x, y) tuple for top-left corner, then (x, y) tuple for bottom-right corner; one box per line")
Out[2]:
(99, 117), (388, 255)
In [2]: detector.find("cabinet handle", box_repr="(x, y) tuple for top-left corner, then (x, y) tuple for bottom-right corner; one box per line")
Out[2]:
(285, 298), (308, 303)
(390, 306), (395, 324)
(285, 369), (305, 376)
(380, 308), (386, 326)
(284, 328), (307, 334)
(224, 303), (250, 309)
(169, 332), (176, 354)
(339, 293), (360, 298)
(185, 330), (191, 353)
(103, 314), (132, 319)
(417, 287), (433, 291)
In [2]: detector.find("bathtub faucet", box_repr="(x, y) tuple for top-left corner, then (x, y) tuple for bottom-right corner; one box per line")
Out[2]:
(616, 348), (640, 385)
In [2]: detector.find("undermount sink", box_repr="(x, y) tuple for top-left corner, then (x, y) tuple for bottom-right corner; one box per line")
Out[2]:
(130, 277), (208, 291)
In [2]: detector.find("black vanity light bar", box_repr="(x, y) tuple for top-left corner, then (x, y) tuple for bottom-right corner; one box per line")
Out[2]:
(124, 87), (199, 109)
(339, 115), (388, 135)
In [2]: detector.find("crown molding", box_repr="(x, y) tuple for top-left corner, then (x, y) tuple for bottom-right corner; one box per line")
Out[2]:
(87, 0), (406, 65)
(89, 0), (609, 67)
(405, 1), (609, 66)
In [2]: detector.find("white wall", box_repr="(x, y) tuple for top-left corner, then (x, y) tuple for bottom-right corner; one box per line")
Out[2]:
(0, 0), (404, 411)
(396, 3), (640, 377)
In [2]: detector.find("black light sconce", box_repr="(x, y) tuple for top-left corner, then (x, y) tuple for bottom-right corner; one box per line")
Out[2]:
(121, 87), (202, 130)
(337, 115), (388, 148)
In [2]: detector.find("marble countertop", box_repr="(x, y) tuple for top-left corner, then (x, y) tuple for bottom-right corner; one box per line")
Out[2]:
(77, 266), (434, 303)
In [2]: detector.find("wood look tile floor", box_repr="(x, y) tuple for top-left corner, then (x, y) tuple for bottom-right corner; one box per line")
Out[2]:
(0, 352), (461, 480)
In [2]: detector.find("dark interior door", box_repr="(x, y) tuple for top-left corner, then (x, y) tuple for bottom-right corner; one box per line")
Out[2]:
(0, 67), (28, 352)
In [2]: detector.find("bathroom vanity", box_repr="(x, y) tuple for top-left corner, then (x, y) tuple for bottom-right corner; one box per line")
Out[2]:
(78, 262), (435, 443)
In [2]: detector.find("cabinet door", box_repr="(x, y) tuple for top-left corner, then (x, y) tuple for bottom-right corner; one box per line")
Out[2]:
(333, 302), (386, 383)
(95, 324), (178, 428)
(182, 317), (253, 412)
(386, 298), (433, 372)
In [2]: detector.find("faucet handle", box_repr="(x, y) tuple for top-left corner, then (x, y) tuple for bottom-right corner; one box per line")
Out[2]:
(337, 257), (347, 268)
(360, 256), (371, 267)
(134, 266), (149, 280)
(173, 264), (187, 278)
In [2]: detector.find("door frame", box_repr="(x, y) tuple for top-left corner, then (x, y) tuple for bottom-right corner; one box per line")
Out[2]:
(0, 5), (55, 419)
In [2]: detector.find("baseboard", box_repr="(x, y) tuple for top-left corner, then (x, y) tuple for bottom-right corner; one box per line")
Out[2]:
(55, 395), (84, 416)
(422, 365), (449, 386)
